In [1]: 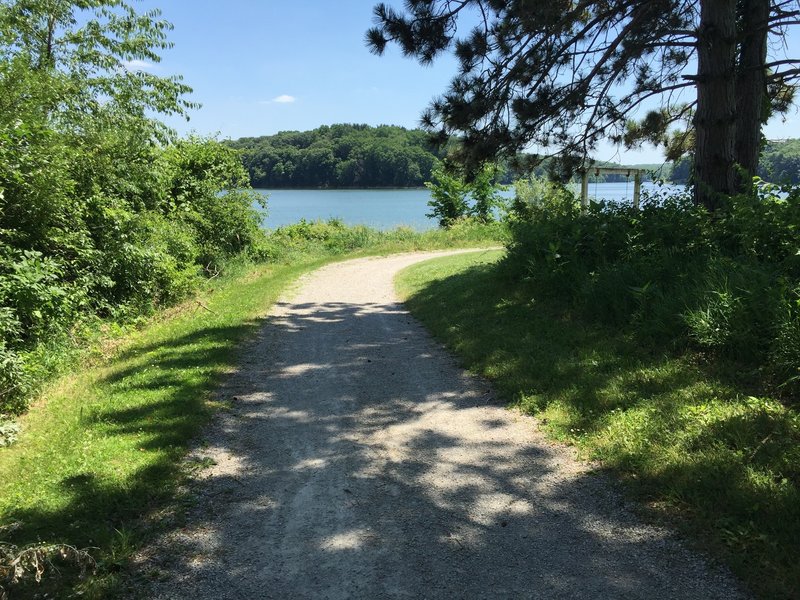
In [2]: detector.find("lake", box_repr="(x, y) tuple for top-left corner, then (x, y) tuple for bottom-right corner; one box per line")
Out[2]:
(255, 182), (682, 230)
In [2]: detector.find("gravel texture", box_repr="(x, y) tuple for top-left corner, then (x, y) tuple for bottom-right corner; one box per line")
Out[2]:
(137, 250), (748, 600)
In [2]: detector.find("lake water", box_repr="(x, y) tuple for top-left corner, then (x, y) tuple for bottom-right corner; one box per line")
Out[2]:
(255, 182), (682, 231)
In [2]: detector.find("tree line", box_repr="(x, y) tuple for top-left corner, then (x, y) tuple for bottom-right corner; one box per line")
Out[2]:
(228, 123), (685, 189)
(671, 138), (800, 184)
(760, 139), (800, 184)
(227, 124), (447, 188)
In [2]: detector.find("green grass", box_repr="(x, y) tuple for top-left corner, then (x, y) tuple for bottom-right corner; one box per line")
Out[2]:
(396, 251), (800, 600)
(0, 258), (325, 597)
(261, 217), (509, 261)
(0, 223), (504, 597)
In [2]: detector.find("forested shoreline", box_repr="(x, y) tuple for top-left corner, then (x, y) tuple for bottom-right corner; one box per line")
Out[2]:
(229, 125), (800, 189)
(671, 139), (800, 184)
(227, 124), (668, 188)
(227, 124), (446, 188)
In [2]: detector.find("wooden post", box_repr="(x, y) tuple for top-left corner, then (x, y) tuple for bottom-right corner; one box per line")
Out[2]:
(633, 171), (642, 209)
(580, 170), (589, 210)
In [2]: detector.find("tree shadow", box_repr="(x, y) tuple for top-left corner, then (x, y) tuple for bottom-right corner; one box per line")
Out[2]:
(0, 263), (751, 597)
(2, 321), (268, 554)
(399, 258), (800, 598)
(121, 293), (745, 598)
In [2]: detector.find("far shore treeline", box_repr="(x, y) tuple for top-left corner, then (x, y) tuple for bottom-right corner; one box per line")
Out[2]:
(227, 124), (446, 188)
(226, 123), (663, 188)
(227, 124), (800, 189)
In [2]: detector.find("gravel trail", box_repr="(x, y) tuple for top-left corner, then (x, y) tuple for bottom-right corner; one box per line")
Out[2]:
(140, 250), (747, 599)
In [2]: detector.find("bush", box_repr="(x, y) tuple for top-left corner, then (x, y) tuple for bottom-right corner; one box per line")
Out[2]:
(0, 251), (72, 341)
(85, 200), (196, 316)
(180, 190), (265, 267)
(425, 163), (506, 227)
(505, 177), (800, 402)
(425, 166), (469, 227)
(0, 138), (268, 416)
(159, 138), (267, 269)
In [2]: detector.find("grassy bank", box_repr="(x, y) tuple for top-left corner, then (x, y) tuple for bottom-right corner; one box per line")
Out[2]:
(396, 251), (800, 600)
(0, 221), (505, 598)
(0, 257), (325, 598)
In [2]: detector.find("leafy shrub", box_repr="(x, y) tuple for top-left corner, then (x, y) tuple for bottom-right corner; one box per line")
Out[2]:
(510, 176), (578, 222)
(426, 164), (506, 227)
(88, 202), (199, 316)
(0, 251), (72, 342)
(505, 177), (800, 402)
(0, 306), (20, 347)
(159, 138), (267, 268)
(180, 190), (265, 267)
(468, 164), (506, 222)
(425, 166), (469, 227)
(0, 137), (268, 415)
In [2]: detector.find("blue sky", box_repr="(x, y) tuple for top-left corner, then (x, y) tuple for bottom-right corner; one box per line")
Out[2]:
(138, 1), (800, 164)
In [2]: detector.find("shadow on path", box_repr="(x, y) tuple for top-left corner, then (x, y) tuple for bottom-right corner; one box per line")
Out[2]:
(136, 287), (745, 599)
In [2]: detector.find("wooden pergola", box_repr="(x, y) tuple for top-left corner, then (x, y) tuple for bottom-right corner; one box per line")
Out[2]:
(579, 167), (646, 210)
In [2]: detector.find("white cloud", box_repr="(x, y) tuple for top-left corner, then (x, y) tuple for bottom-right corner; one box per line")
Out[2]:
(272, 94), (296, 104)
(121, 59), (155, 71)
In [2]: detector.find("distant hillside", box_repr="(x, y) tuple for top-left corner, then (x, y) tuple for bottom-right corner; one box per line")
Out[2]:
(227, 124), (446, 188)
(759, 139), (800, 184)
(670, 139), (800, 185)
(227, 123), (684, 189)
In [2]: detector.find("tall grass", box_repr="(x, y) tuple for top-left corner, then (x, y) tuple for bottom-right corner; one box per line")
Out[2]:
(262, 217), (508, 261)
(507, 179), (799, 401)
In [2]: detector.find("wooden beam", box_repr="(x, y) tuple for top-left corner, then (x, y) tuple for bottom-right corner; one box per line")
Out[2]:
(590, 167), (647, 176)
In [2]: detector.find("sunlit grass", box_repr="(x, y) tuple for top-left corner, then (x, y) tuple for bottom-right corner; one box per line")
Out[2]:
(396, 251), (800, 600)
(0, 258), (326, 596)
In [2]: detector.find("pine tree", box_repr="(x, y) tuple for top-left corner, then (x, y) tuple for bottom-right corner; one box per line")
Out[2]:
(367, 0), (800, 209)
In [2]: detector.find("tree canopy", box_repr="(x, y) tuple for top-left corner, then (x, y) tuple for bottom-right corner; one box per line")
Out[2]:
(669, 137), (800, 184)
(367, 0), (800, 208)
(227, 124), (448, 188)
(227, 123), (672, 188)
(759, 138), (800, 183)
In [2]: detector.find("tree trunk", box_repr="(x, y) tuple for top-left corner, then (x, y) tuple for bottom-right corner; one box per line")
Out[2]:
(694, 0), (738, 210)
(734, 0), (769, 189)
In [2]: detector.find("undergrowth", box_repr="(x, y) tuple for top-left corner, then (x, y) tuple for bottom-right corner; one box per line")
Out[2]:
(508, 178), (799, 402)
(263, 216), (508, 261)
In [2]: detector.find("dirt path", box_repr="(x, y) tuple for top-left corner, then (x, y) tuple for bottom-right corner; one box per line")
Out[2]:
(140, 250), (746, 599)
